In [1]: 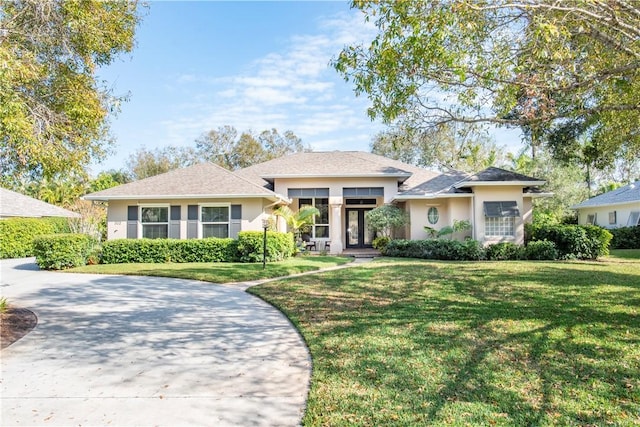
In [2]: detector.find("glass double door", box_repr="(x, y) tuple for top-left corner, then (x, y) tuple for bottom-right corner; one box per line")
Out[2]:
(346, 208), (374, 249)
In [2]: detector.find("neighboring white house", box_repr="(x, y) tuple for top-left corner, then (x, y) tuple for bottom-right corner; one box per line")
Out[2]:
(84, 151), (549, 253)
(0, 188), (80, 219)
(572, 181), (640, 228)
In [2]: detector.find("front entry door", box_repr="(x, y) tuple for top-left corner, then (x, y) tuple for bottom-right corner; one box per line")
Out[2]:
(346, 208), (374, 249)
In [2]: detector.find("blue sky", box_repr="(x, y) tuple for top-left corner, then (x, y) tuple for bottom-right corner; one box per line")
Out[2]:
(95, 0), (523, 174)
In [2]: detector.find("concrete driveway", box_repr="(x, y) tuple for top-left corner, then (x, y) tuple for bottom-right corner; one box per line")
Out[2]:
(0, 258), (311, 426)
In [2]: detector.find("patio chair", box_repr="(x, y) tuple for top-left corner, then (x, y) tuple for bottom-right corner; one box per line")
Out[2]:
(301, 234), (316, 251)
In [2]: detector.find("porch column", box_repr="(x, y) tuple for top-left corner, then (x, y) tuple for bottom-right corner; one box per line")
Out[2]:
(330, 200), (343, 254)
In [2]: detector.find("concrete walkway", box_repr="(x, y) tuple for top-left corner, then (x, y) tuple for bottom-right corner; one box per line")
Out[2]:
(0, 258), (318, 426)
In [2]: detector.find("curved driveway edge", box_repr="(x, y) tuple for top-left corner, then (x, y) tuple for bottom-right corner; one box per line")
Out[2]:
(0, 258), (311, 426)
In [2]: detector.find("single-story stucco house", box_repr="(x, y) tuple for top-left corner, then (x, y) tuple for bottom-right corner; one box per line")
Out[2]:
(0, 188), (80, 219)
(83, 151), (548, 253)
(572, 181), (640, 228)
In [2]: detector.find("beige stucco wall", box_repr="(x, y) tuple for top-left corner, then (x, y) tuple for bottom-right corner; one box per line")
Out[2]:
(576, 201), (640, 228)
(405, 197), (473, 240)
(273, 177), (399, 253)
(472, 186), (530, 245)
(106, 198), (269, 240)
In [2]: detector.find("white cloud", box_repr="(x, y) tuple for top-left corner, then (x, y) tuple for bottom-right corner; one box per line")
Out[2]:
(155, 9), (380, 155)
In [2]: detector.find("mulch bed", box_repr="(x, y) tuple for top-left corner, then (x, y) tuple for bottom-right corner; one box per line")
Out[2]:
(1, 306), (37, 349)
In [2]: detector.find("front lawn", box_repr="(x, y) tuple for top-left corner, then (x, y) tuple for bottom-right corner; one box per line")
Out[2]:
(250, 258), (640, 426)
(68, 256), (352, 283)
(610, 249), (640, 260)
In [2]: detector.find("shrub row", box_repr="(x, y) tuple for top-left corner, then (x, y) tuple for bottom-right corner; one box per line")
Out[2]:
(33, 234), (97, 270)
(484, 241), (559, 261)
(526, 224), (612, 260)
(382, 239), (485, 261)
(0, 217), (70, 259)
(101, 231), (295, 264)
(610, 226), (640, 249)
(382, 239), (559, 261)
(101, 237), (236, 264)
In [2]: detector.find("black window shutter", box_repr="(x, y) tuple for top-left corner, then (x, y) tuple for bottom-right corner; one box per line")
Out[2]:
(230, 205), (242, 238)
(187, 205), (198, 239)
(127, 206), (138, 239)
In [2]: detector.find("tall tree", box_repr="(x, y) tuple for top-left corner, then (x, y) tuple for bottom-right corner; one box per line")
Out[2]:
(125, 145), (197, 180)
(334, 0), (640, 172)
(196, 126), (309, 170)
(0, 0), (142, 181)
(371, 122), (506, 173)
(509, 149), (588, 224)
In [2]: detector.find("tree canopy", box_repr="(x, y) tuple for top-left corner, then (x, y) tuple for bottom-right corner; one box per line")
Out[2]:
(334, 0), (640, 171)
(371, 122), (506, 173)
(125, 145), (197, 181)
(0, 0), (142, 182)
(196, 126), (310, 170)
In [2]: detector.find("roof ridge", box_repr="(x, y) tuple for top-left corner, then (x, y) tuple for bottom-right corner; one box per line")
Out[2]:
(226, 163), (286, 198)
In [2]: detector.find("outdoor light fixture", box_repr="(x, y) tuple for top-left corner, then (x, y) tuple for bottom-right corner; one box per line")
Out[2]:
(261, 218), (269, 270)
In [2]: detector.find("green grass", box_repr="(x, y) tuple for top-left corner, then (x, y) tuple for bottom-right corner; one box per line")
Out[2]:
(250, 258), (640, 426)
(68, 256), (352, 283)
(610, 249), (640, 260)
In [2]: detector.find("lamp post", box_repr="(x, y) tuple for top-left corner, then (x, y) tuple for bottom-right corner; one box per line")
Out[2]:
(262, 218), (269, 270)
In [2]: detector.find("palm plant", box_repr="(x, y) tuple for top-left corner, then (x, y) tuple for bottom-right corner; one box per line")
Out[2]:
(273, 205), (320, 242)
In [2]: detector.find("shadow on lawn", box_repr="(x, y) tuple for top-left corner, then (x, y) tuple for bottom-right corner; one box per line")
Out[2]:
(253, 260), (640, 425)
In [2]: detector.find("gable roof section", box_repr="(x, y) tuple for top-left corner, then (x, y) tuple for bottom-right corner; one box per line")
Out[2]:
(236, 151), (437, 183)
(395, 166), (548, 200)
(454, 167), (545, 188)
(572, 181), (640, 209)
(0, 188), (80, 218)
(395, 170), (471, 199)
(83, 162), (287, 202)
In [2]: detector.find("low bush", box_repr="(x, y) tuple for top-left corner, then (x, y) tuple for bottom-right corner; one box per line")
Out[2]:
(236, 231), (295, 262)
(100, 232), (294, 264)
(33, 234), (97, 270)
(526, 223), (612, 260)
(524, 240), (559, 260)
(486, 242), (525, 261)
(382, 239), (484, 261)
(372, 236), (391, 250)
(101, 238), (237, 264)
(0, 217), (70, 259)
(610, 226), (640, 249)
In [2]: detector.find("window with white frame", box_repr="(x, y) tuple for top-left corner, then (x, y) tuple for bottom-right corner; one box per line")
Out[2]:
(586, 214), (597, 225)
(484, 201), (519, 237)
(141, 206), (169, 239)
(299, 197), (329, 238)
(628, 211), (640, 226)
(201, 205), (230, 238)
(609, 211), (617, 225)
(427, 207), (439, 224)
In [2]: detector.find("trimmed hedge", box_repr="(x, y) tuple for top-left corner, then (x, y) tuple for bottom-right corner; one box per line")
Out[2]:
(383, 238), (561, 261)
(382, 239), (484, 261)
(236, 231), (295, 262)
(0, 217), (70, 259)
(100, 232), (295, 264)
(524, 240), (559, 260)
(101, 238), (237, 264)
(526, 224), (612, 260)
(33, 233), (97, 270)
(610, 226), (640, 249)
(485, 242), (525, 261)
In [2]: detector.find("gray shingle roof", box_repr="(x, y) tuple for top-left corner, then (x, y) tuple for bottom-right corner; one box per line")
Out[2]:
(84, 162), (285, 201)
(456, 167), (544, 186)
(573, 181), (640, 208)
(83, 153), (547, 202)
(397, 171), (470, 197)
(235, 151), (440, 191)
(0, 188), (80, 218)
